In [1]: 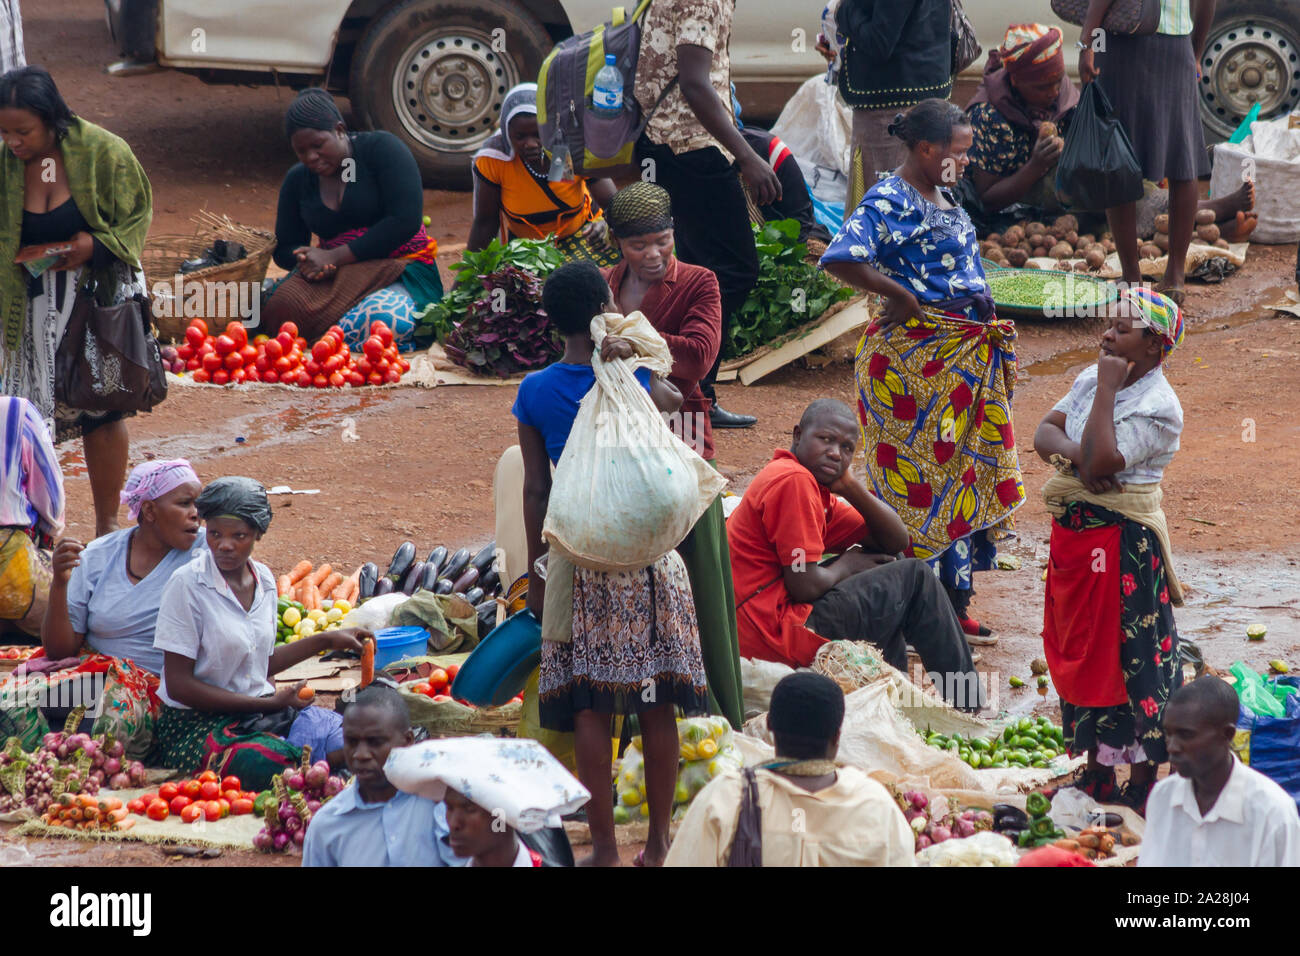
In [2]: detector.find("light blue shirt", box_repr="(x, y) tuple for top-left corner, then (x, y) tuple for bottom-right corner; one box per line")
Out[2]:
(301, 784), (466, 867)
(67, 528), (206, 675)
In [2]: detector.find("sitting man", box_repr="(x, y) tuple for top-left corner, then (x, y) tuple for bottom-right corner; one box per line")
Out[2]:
(1139, 676), (1300, 867)
(666, 671), (915, 866)
(728, 399), (983, 710)
(302, 683), (464, 867)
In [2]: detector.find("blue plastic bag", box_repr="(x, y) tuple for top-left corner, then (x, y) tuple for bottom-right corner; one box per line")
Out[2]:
(1236, 676), (1300, 811)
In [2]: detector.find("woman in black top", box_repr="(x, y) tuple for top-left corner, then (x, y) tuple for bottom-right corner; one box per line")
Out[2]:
(263, 90), (442, 348)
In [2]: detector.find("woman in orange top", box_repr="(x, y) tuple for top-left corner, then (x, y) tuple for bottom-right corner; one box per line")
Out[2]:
(468, 83), (617, 265)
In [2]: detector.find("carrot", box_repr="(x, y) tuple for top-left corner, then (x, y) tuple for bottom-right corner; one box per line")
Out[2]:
(308, 563), (332, 587)
(346, 577), (360, 603)
(115, 818), (135, 831)
(107, 807), (128, 823)
(277, 575), (294, 597)
(287, 560), (313, 585)
(360, 637), (375, 689)
(302, 583), (321, 611)
(319, 572), (343, 598)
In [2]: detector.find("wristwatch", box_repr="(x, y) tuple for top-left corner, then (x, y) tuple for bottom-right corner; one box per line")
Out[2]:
(1075, 40), (1088, 51)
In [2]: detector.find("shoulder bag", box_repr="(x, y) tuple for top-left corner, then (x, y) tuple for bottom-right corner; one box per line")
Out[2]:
(1050, 0), (1162, 36)
(727, 767), (763, 866)
(55, 278), (168, 413)
(950, 0), (982, 74)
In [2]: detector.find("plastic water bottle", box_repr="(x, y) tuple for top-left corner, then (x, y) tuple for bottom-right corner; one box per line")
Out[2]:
(592, 54), (623, 115)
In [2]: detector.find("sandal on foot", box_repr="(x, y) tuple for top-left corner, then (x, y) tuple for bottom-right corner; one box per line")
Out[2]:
(961, 617), (998, 644)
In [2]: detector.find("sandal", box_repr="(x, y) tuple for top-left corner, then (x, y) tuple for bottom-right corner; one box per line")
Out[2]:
(961, 617), (998, 645)
(1043, 766), (1119, 804)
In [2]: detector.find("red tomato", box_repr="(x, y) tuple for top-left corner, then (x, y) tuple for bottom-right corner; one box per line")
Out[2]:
(429, 667), (448, 690)
(370, 322), (394, 347)
(231, 367), (247, 384)
(253, 334), (269, 344)
(213, 334), (237, 356)
(223, 351), (243, 371)
(190, 369), (210, 383)
(221, 775), (241, 792)
(191, 319), (209, 337)
(202, 800), (222, 822)
(287, 349), (303, 367)
(169, 795), (192, 815)
(126, 798), (146, 815)
(385, 368), (402, 384)
(244, 367), (259, 383)
(180, 803), (203, 824)
(273, 356), (293, 375)
(296, 370), (313, 387)
(185, 358), (201, 372)
(445, 664), (460, 682)
(375, 358), (390, 375)
(322, 354), (343, 374)
(384, 347), (399, 363)
(261, 369), (278, 384)
(311, 339), (332, 363)
(224, 322), (248, 349)
(230, 798), (254, 816)
(312, 373), (329, 388)
(211, 369), (230, 386)
(278, 321), (299, 339)
(432, 694), (452, 702)
(198, 780), (220, 800)
(219, 789), (240, 806)
(347, 370), (365, 387)
(263, 337), (283, 360)
(326, 371), (344, 388)
(295, 336), (307, 351)
(355, 357), (373, 377)
(184, 326), (205, 348)
(304, 358), (322, 378)
(239, 344), (258, 364)
(398, 359), (411, 373)
(410, 682), (431, 696)
(276, 331), (294, 354)
(217, 798), (231, 818)
(201, 352), (223, 373)
(362, 336), (384, 362)
(254, 354), (270, 373)
(158, 782), (179, 802)
(177, 343), (195, 361)
(184, 777), (204, 795)
(146, 799), (169, 821)
(367, 372), (384, 386)
(329, 324), (345, 339)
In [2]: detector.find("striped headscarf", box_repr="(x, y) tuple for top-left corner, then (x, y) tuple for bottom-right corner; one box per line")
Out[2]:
(1119, 287), (1185, 358)
(998, 24), (1065, 84)
(120, 459), (199, 521)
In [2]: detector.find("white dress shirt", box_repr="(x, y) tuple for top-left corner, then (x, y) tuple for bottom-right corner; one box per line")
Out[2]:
(1138, 756), (1300, 867)
(301, 785), (464, 867)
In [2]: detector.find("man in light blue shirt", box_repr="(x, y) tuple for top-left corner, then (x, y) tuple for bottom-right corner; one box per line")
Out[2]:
(303, 683), (465, 867)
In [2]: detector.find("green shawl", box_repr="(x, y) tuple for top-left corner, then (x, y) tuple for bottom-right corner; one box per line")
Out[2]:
(0, 117), (153, 351)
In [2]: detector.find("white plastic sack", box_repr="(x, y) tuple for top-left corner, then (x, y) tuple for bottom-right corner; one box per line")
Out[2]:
(542, 311), (728, 572)
(340, 591), (410, 632)
(1209, 115), (1300, 244)
(771, 75), (853, 179)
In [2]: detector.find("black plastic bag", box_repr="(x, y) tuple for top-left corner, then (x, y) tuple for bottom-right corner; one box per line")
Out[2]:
(1055, 82), (1144, 212)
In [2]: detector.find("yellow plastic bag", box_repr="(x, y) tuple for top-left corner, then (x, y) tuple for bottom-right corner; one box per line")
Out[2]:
(0, 530), (50, 635)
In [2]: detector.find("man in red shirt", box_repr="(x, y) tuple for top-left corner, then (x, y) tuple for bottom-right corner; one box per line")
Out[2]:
(728, 399), (983, 711)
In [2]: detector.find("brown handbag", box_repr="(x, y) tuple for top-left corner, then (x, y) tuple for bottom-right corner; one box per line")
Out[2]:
(727, 767), (763, 867)
(950, 0), (982, 75)
(1050, 0), (1162, 36)
(55, 278), (168, 413)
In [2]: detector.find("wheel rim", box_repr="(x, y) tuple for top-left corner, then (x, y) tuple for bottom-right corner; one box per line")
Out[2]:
(1200, 16), (1300, 138)
(390, 28), (519, 155)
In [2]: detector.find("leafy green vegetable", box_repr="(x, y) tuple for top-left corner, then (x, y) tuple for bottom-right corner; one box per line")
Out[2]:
(442, 265), (562, 377)
(723, 220), (853, 360)
(414, 238), (565, 346)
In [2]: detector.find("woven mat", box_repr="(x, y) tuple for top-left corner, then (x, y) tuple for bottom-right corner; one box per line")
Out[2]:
(13, 787), (262, 849)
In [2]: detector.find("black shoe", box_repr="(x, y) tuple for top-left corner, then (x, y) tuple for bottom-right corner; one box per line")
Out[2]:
(710, 403), (757, 429)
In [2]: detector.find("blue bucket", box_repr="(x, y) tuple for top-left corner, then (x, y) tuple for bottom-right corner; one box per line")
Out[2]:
(451, 610), (541, 707)
(374, 626), (430, 671)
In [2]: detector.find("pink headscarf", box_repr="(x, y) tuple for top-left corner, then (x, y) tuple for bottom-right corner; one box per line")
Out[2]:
(120, 459), (200, 521)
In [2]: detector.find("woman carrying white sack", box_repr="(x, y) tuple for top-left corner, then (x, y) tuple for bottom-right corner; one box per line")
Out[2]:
(513, 260), (723, 867)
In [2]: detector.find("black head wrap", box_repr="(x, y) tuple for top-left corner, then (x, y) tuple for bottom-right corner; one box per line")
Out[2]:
(768, 672), (845, 741)
(606, 182), (673, 239)
(197, 476), (273, 533)
(284, 88), (345, 138)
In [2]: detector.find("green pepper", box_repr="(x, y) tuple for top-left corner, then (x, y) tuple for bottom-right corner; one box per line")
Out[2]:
(1026, 791), (1052, 818)
(968, 752), (981, 769)
(1029, 815), (1056, 838)
(1018, 828), (1034, 848)
(927, 734), (947, 748)
(970, 738), (989, 752)
(1017, 718), (1034, 734)
(979, 753), (992, 768)
(253, 790), (274, 814)
(1042, 748), (1058, 760)
(1003, 726), (1017, 743)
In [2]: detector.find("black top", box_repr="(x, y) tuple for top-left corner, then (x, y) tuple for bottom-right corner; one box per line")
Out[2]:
(272, 130), (424, 270)
(20, 198), (111, 297)
(836, 0), (952, 110)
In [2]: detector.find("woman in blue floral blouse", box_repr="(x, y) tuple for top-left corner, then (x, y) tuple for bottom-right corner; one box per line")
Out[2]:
(821, 99), (1024, 644)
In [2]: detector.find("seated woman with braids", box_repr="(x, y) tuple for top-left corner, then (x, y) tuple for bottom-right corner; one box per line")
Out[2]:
(263, 89), (443, 351)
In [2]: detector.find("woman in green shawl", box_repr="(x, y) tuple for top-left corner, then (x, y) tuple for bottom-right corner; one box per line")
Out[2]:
(0, 66), (152, 538)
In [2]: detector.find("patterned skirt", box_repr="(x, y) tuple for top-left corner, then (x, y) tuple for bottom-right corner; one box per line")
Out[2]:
(1054, 502), (1182, 765)
(538, 550), (708, 733)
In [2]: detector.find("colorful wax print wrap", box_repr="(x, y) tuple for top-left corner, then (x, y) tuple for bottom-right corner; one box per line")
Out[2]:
(854, 307), (1024, 562)
(120, 459), (199, 521)
(1118, 287), (1183, 357)
(997, 24), (1065, 83)
(384, 737), (590, 834)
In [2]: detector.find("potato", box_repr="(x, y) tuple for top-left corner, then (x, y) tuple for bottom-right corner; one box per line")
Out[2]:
(1153, 233), (1170, 251)
(1006, 248), (1029, 267)
(986, 232), (1002, 245)
(1026, 221), (1047, 236)
(1100, 231), (1112, 242)
(1085, 248), (1106, 269)
(1064, 230), (1079, 246)
(1073, 260), (1090, 272)
(1102, 239), (1116, 253)
(1054, 261), (1073, 271)
(1047, 225), (1066, 241)
(1028, 232), (1047, 249)
(1025, 260), (1042, 269)
(1154, 213), (1170, 234)
(1038, 121), (1058, 139)
(1019, 240), (1034, 254)
(1195, 208), (1216, 226)
(1032, 246), (1049, 258)
(1214, 238), (1230, 249)
(1003, 225), (1025, 244)
(1053, 214), (1079, 233)
(1139, 243), (1162, 259)
(1079, 233), (1096, 246)
(1076, 239), (1094, 254)
(1197, 223), (1221, 243)
(1050, 241), (1073, 259)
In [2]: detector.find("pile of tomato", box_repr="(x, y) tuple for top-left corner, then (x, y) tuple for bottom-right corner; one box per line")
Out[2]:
(130, 770), (257, 823)
(177, 319), (410, 388)
(405, 664), (522, 706)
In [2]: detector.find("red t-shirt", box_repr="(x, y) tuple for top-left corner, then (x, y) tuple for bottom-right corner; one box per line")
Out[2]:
(728, 449), (869, 667)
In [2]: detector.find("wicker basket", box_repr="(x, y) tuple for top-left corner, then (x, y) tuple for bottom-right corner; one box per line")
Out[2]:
(142, 212), (277, 342)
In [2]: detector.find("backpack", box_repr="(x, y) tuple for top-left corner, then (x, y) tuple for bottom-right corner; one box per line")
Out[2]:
(536, 0), (678, 179)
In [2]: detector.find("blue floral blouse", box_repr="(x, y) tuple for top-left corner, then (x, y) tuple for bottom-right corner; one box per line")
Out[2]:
(820, 175), (989, 321)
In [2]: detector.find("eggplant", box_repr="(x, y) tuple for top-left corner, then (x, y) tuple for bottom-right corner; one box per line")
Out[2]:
(386, 541), (416, 583)
(419, 562), (441, 592)
(402, 561), (426, 595)
(452, 566), (479, 594)
(463, 587), (485, 605)
(374, 577), (395, 596)
(475, 600), (499, 637)
(425, 545), (448, 574)
(358, 562), (379, 600)
(480, 568), (500, 595)
(469, 542), (497, 576)
(434, 578), (454, 595)
(441, 547), (471, 582)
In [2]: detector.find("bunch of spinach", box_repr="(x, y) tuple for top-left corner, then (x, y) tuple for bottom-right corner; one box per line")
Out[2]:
(442, 264), (562, 377)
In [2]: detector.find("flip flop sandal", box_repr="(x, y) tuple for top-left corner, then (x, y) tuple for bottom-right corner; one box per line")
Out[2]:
(960, 616), (994, 639)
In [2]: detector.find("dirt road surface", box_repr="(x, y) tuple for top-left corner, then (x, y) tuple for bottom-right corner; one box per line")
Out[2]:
(2, 1), (1298, 865)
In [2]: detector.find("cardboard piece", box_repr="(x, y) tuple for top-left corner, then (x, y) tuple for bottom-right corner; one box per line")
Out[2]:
(736, 297), (875, 385)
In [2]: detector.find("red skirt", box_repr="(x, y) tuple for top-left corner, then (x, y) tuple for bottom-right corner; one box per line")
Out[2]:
(1042, 521), (1127, 706)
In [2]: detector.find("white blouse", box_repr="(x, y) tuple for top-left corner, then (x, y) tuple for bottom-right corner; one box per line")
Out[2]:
(1052, 364), (1183, 484)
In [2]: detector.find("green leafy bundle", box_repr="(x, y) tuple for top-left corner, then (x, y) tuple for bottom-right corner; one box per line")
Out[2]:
(723, 220), (853, 360)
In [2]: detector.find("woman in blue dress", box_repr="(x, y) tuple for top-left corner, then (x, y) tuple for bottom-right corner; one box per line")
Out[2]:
(821, 99), (1024, 642)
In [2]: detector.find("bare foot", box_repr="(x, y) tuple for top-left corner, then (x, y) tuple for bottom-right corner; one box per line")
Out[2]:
(1200, 180), (1255, 223)
(1219, 210), (1258, 242)
(576, 850), (622, 867)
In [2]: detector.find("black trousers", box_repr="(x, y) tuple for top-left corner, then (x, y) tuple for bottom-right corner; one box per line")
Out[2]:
(806, 558), (985, 711)
(637, 137), (759, 401)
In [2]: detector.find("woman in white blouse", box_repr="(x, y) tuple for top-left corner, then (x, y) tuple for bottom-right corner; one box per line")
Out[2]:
(149, 476), (370, 791)
(1033, 288), (1185, 814)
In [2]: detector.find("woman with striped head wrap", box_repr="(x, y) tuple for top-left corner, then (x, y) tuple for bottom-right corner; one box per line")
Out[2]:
(597, 181), (745, 730)
(1033, 287), (1186, 814)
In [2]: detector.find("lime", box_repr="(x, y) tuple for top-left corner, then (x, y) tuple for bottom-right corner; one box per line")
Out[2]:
(613, 805), (631, 825)
(1247, 623), (1267, 641)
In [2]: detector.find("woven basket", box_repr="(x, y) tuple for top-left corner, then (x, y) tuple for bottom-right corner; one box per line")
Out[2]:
(142, 211), (276, 342)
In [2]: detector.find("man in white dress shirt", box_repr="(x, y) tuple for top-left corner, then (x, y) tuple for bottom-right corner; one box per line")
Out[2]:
(1139, 676), (1300, 867)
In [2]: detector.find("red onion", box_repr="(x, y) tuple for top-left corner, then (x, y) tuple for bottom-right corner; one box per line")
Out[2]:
(102, 757), (122, 776)
(108, 772), (132, 790)
(905, 790), (929, 811)
(278, 804), (296, 823)
(90, 770), (105, 785)
(305, 761), (329, 790)
(42, 732), (61, 749)
(284, 814), (303, 833)
(127, 761), (146, 785)
(106, 739), (125, 760)
(272, 831), (290, 851)
(284, 771), (305, 791)
(323, 777), (343, 797)
(306, 799), (321, 814)
(916, 834), (933, 850)
(292, 828), (306, 847)
(253, 828), (274, 851)
(929, 825), (952, 844)
(56, 743), (68, 759)
(67, 733), (90, 752)
(81, 739), (99, 759)
(953, 818), (977, 839)
(904, 808), (926, 824)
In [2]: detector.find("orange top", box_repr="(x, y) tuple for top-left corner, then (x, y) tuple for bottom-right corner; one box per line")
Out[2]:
(728, 450), (868, 667)
(472, 152), (600, 242)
